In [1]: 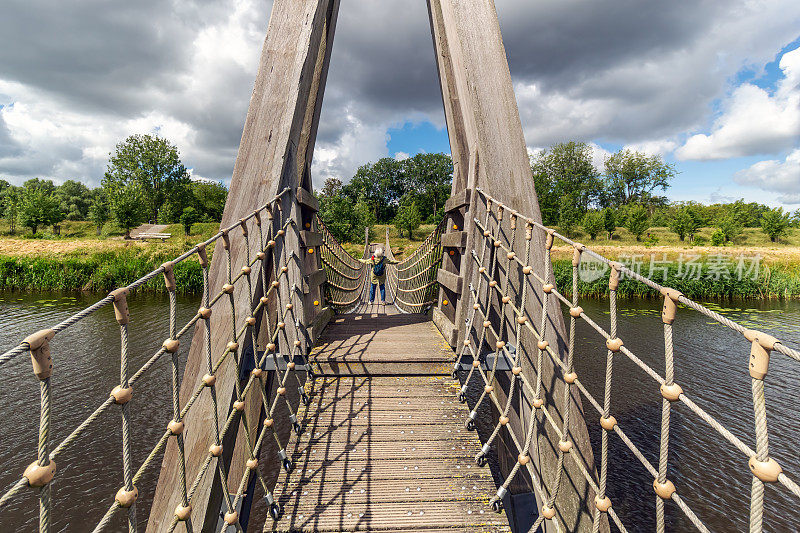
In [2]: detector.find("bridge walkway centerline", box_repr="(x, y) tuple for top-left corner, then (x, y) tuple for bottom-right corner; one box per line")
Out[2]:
(264, 304), (510, 532)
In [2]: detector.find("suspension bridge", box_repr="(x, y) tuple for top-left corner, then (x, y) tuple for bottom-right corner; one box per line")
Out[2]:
(2, 0), (800, 532)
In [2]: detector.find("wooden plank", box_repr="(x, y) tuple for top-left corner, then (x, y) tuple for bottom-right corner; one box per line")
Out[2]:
(266, 376), (508, 532)
(441, 230), (467, 249)
(147, 1), (340, 530)
(296, 187), (319, 212)
(437, 267), (463, 294)
(444, 188), (471, 212)
(299, 230), (323, 248)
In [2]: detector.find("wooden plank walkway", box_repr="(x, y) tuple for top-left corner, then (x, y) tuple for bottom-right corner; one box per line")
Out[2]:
(265, 307), (510, 532)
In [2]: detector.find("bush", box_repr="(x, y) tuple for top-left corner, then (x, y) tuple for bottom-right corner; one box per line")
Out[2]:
(761, 207), (790, 242)
(691, 235), (707, 246)
(711, 229), (725, 246)
(625, 205), (650, 241)
(715, 213), (743, 243)
(558, 195), (581, 237)
(603, 208), (616, 239)
(582, 211), (603, 240)
(394, 201), (422, 239)
(180, 207), (200, 236)
(643, 233), (660, 247)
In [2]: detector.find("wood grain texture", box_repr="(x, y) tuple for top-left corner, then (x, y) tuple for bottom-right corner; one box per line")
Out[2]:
(265, 373), (509, 532)
(148, 0), (339, 529)
(427, 0), (603, 530)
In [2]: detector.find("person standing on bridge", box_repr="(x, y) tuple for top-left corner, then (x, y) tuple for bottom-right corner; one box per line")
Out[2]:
(359, 247), (398, 303)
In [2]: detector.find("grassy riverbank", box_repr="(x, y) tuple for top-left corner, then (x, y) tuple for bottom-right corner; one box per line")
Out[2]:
(552, 259), (800, 299)
(2, 221), (800, 298)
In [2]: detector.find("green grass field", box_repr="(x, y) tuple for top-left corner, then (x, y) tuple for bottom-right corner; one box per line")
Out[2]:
(2, 219), (800, 296)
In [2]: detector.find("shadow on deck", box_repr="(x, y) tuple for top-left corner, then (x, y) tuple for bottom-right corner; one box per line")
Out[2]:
(264, 309), (510, 532)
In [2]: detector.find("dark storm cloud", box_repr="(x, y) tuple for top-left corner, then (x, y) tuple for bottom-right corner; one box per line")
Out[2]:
(495, 0), (721, 88)
(0, 0), (798, 185)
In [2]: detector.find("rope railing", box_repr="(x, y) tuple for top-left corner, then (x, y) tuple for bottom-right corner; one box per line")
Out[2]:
(316, 216), (368, 312)
(385, 219), (445, 314)
(451, 187), (800, 533)
(0, 187), (319, 532)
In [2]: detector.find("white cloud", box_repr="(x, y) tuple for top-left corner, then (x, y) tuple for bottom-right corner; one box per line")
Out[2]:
(393, 152), (410, 161)
(311, 111), (389, 188)
(1, 0), (800, 191)
(623, 140), (678, 157)
(733, 148), (800, 203)
(677, 46), (800, 160)
(588, 143), (612, 172)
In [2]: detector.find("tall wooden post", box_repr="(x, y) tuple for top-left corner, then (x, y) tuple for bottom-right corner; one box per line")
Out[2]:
(147, 0), (339, 530)
(428, 0), (602, 531)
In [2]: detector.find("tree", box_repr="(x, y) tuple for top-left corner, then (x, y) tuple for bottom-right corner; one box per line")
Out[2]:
(320, 177), (343, 198)
(56, 180), (92, 220)
(760, 207), (790, 242)
(603, 208), (616, 240)
(604, 149), (676, 208)
(400, 153), (453, 222)
(108, 182), (146, 239)
(89, 190), (110, 236)
(2, 185), (22, 234)
(669, 208), (699, 241)
(344, 158), (405, 223)
(318, 191), (373, 243)
(715, 213), (743, 243)
(180, 207), (200, 236)
(557, 194), (582, 238)
(531, 142), (603, 225)
(191, 180), (228, 221)
(103, 134), (190, 223)
(582, 211), (604, 240)
(19, 183), (60, 234)
(625, 205), (650, 241)
(394, 201), (422, 239)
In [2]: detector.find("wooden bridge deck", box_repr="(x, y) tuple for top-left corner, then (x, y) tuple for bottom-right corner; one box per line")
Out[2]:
(265, 309), (510, 532)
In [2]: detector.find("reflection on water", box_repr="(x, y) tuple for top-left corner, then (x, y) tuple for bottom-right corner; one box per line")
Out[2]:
(1, 293), (799, 531)
(0, 291), (200, 531)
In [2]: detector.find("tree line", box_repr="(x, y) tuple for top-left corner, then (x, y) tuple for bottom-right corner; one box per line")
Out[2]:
(533, 141), (797, 245)
(316, 152), (452, 242)
(0, 135), (228, 237)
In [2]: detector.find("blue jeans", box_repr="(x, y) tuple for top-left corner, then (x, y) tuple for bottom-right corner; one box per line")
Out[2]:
(369, 283), (385, 302)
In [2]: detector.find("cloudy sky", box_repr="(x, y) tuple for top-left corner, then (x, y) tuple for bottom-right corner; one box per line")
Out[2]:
(1, 0), (798, 207)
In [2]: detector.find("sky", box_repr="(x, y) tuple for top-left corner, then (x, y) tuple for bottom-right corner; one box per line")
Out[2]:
(0, 0), (798, 208)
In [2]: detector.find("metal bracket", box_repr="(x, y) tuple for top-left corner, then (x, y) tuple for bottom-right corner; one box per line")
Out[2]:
(257, 352), (309, 371)
(457, 344), (516, 371)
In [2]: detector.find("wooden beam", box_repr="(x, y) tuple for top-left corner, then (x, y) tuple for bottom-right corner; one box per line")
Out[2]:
(296, 187), (320, 212)
(441, 230), (467, 249)
(444, 188), (470, 212)
(147, 1), (339, 530)
(431, 307), (458, 347)
(427, 0), (602, 530)
(299, 230), (323, 248)
(302, 268), (327, 294)
(436, 268), (463, 294)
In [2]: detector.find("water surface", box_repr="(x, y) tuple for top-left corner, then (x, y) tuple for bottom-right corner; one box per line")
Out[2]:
(1, 293), (799, 531)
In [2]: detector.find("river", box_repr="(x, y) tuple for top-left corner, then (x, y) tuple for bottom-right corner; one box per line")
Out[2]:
(1, 292), (799, 531)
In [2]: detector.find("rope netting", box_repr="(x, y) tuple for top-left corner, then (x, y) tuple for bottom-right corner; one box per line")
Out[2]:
(385, 219), (446, 314)
(317, 215), (368, 313)
(0, 187), (318, 532)
(452, 187), (800, 533)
